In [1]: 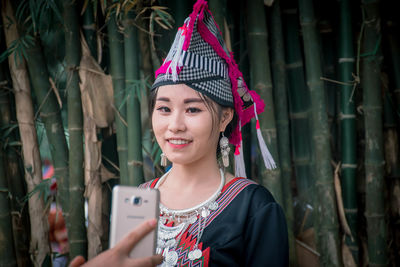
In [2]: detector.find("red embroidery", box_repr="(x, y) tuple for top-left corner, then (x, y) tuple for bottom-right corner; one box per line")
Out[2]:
(174, 231), (210, 267)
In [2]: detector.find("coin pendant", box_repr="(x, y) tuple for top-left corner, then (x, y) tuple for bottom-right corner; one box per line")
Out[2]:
(208, 201), (218, 211)
(166, 250), (178, 266)
(188, 216), (197, 224)
(201, 209), (210, 218)
(193, 249), (202, 259)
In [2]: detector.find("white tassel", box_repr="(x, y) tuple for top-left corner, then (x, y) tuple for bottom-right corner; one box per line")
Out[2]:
(165, 24), (187, 82)
(254, 104), (276, 170)
(234, 144), (247, 178)
(234, 121), (247, 178)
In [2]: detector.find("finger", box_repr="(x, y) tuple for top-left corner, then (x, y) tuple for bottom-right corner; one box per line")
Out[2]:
(116, 218), (158, 253)
(129, 254), (164, 267)
(68, 256), (86, 267)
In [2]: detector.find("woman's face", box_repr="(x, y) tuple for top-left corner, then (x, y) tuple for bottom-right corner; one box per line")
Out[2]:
(152, 84), (232, 166)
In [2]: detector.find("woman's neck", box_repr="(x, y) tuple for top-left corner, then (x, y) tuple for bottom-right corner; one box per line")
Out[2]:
(165, 157), (221, 191)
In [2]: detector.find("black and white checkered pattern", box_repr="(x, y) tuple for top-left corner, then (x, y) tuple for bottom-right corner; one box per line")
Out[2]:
(152, 10), (233, 107)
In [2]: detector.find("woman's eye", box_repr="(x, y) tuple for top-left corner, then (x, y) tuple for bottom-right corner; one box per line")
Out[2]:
(156, 106), (170, 112)
(187, 107), (201, 113)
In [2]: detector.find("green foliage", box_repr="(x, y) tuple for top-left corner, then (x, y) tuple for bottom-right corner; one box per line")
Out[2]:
(0, 33), (34, 65)
(15, 0), (63, 35)
(21, 177), (52, 205)
(118, 76), (151, 110)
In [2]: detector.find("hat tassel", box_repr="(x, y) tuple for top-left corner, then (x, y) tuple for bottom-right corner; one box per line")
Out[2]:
(234, 121), (247, 178)
(254, 104), (276, 170)
(166, 24), (187, 81)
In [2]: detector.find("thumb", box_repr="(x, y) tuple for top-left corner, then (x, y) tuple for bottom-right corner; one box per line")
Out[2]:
(69, 256), (86, 267)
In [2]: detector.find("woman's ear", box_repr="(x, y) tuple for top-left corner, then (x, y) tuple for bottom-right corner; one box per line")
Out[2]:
(219, 108), (234, 132)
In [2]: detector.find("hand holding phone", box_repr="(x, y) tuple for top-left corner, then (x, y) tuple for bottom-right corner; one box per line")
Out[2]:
(109, 186), (160, 258)
(69, 219), (163, 267)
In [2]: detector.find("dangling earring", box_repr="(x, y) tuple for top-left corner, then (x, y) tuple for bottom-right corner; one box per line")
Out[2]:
(219, 133), (230, 167)
(161, 153), (167, 167)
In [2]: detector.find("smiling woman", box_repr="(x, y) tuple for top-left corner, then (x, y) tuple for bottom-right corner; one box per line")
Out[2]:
(139, 0), (289, 266)
(152, 84), (233, 169)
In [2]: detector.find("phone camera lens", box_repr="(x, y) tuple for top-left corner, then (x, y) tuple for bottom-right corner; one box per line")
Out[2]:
(131, 196), (142, 205)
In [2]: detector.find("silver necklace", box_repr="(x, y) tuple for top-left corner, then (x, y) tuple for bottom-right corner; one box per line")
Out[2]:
(155, 169), (225, 266)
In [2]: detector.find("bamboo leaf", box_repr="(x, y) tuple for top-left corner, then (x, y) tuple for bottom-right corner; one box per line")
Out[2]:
(6, 141), (22, 147)
(1, 124), (18, 139)
(46, 0), (63, 23)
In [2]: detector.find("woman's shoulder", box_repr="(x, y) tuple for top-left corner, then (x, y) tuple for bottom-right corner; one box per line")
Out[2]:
(223, 177), (277, 208)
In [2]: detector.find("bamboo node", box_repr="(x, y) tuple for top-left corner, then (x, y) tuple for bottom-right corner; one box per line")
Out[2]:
(128, 160), (143, 166)
(338, 57), (355, 63)
(341, 163), (357, 169)
(285, 61), (303, 69)
(338, 113), (356, 120)
(82, 23), (96, 30)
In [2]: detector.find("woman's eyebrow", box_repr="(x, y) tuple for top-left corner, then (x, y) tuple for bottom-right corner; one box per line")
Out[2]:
(156, 97), (170, 102)
(184, 98), (203, 104)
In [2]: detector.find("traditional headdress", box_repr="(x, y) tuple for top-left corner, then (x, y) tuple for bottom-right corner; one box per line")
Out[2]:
(152, 0), (276, 176)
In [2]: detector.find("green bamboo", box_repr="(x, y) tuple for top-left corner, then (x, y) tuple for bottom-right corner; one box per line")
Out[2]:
(269, 1), (296, 264)
(0, 148), (17, 267)
(124, 11), (144, 185)
(361, 0), (388, 265)
(247, 0), (282, 204)
(209, 0), (227, 37)
(320, 20), (338, 152)
(282, 4), (314, 210)
(0, 63), (31, 266)
(298, 0), (342, 265)
(237, 0), (251, 177)
(82, 1), (97, 59)
(2, 1), (50, 264)
(338, 0), (358, 260)
(63, 0), (87, 260)
(386, 16), (400, 264)
(386, 19), (400, 121)
(0, 67), (17, 266)
(24, 37), (70, 225)
(107, 14), (129, 184)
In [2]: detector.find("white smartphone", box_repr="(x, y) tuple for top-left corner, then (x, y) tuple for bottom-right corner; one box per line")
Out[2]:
(109, 185), (160, 258)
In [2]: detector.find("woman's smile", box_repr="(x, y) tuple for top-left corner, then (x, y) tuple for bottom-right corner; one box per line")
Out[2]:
(167, 138), (192, 148)
(152, 84), (220, 166)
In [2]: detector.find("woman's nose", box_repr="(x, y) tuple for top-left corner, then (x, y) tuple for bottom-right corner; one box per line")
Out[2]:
(168, 112), (186, 132)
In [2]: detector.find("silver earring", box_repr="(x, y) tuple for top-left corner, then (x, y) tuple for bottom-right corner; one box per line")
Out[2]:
(161, 153), (167, 167)
(219, 133), (230, 167)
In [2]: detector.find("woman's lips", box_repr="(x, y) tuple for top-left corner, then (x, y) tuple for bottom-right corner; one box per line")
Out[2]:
(167, 139), (191, 149)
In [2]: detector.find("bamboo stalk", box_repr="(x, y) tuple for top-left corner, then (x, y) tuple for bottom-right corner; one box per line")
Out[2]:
(82, 1), (98, 60)
(0, 134), (17, 267)
(2, 1), (50, 265)
(24, 37), (70, 228)
(269, 1), (296, 265)
(247, 0), (282, 204)
(107, 13), (129, 184)
(63, 0), (87, 260)
(0, 63), (31, 266)
(338, 0), (358, 261)
(281, 4), (314, 209)
(385, 13), (400, 264)
(209, 0), (227, 37)
(361, 1), (388, 264)
(238, 0), (252, 178)
(79, 37), (107, 259)
(124, 11), (145, 185)
(298, 0), (342, 265)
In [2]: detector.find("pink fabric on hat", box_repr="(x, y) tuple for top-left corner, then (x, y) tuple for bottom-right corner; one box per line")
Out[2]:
(196, 9), (265, 146)
(183, 0), (207, 50)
